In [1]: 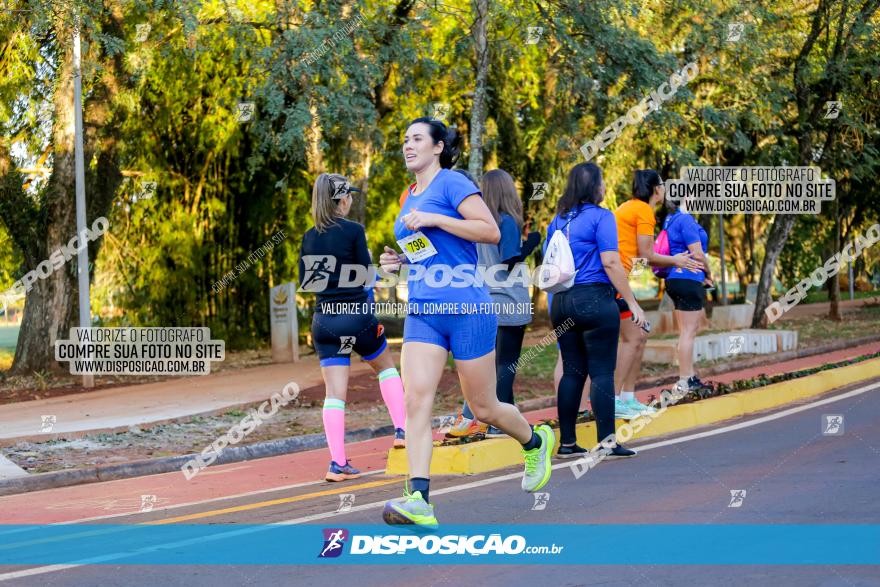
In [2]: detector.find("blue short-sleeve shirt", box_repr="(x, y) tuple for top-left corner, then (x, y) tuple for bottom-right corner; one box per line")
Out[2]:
(394, 169), (492, 311)
(544, 203), (618, 285)
(665, 210), (708, 282)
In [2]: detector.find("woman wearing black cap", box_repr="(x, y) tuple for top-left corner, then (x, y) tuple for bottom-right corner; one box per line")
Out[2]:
(299, 173), (407, 482)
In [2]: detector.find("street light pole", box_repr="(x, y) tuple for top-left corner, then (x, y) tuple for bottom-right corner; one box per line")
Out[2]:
(73, 18), (94, 388)
(718, 213), (728, 305)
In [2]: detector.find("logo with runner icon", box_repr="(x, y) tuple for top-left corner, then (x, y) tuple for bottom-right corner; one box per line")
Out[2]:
(432, 102), (451, 122)
(299, 255), (337, 292)
(318, 528), (349, 558)
(336, 494), (355, 513)
(531, 492), (550, 511)
(823, 100), (842, 120)
(726, 23), (744, 42)
(526, 26), (544, 45)
(822, 414), (844, 435)
(329, 177), (352, 200)
(530, 182), (548, 201)
(140, 495), (158, 512)
(728, 489), (747, 508)
(236, 101), (255, 123)
(727, 335), (745, 355)
(338, 336), (356, 355)
(629, 257), (648, 277)
(40, 415), (56, 433)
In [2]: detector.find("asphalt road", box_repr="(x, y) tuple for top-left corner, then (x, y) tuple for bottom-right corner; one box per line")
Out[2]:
(1, 378), (878, 586)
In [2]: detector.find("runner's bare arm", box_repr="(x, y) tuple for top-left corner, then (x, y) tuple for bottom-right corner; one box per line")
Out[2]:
(600, 251), (646, 327)
(686, 241), (707, 267)
(638, 235), (701, 270)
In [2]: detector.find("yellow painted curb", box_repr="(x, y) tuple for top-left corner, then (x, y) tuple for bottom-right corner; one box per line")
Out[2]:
(385, 357), (880, 476)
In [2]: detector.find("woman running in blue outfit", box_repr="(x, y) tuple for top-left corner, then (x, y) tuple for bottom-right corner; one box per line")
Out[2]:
(379, 118), (553, 529)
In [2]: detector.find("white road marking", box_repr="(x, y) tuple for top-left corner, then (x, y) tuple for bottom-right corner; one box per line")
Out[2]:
(0, 380), (876, 581)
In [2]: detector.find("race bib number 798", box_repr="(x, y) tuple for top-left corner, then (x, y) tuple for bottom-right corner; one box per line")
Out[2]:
(397, 231), (438, 262)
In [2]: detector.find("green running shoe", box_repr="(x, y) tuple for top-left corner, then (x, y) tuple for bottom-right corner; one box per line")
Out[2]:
(626, 398), (656, 415)
(521, 424), (554, 492)
(614, 398), (640, 420)
(382, 490), (439, 530)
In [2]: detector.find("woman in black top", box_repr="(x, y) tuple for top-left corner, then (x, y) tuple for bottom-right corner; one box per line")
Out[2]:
(298, 173), (407, 482)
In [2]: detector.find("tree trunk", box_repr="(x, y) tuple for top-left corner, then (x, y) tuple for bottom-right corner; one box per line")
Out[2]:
(467, 0), (490, 180)
(307, 98), (325, 176)
(828, 201), (842, 320)
(751, 214), (797, 328)
(11, 40), (80, 374)
(745, 216), (755, 281)
(349, 141), (370, 226)
(2, 11), (127, 375)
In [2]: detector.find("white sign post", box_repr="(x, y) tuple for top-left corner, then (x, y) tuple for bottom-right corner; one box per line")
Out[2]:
(270, 282), (299, 362)
(73, 17), (94, 388)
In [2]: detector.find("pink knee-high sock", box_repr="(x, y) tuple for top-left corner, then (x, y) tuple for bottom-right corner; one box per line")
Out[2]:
(378, 367), (406, 430)
(322, 398), (347, 464)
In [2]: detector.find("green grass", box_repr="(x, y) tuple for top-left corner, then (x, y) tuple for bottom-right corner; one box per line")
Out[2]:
(800, 289), (880, 305)
(444, 337), (558, 379)
(512, 340), (559, 379)
(0, 349), (12, 371)
(0, 326), (17, 370)
(770, 304), (880, 343)
(0, 325), (19, 351)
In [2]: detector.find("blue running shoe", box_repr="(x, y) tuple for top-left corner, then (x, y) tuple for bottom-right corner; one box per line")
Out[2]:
(393, 427), (406, 449)
(325, 460), (361, 482)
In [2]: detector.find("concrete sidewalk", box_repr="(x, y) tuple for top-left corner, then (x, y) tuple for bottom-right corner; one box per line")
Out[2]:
(0, 355), (372, 443)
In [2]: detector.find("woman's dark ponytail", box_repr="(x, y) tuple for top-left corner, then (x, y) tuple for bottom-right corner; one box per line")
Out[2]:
(440, 126), (462, 169)
(632, 169), (661, 202)
(408, 116), (461, 169)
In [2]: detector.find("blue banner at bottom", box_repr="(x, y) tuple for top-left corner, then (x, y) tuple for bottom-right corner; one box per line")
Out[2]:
(0, 524), (878, 565)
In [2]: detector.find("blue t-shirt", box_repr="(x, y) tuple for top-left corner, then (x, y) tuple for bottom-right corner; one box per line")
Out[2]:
(394, 168), (491, 312)
(664, 210), (708, 282)
(544, 203), (618, 285)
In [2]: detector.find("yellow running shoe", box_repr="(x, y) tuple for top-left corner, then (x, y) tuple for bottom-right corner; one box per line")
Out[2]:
(444, 414), (488, 438)
(382, 490), (439, 530)
(522, 424), (555, 492)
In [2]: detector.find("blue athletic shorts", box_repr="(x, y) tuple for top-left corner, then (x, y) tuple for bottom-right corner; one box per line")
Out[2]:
(403, 312), (497, 360)
(311, 311), (387, 367)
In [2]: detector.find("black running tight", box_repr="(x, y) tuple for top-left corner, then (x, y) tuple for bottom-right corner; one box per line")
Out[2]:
(495, 324), (527, 405)
(461, 323), (527, 419)
(550, 283), (620, 446)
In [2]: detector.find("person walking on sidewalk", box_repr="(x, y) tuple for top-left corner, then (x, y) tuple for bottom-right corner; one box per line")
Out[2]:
(661, 198), (711, 394)
(613, 170), (702, 418)
(299, 173), (407, 483)
(379, 118), (554, 529)
(448, 169), (541, 439)
(546, 163), (647, 459)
